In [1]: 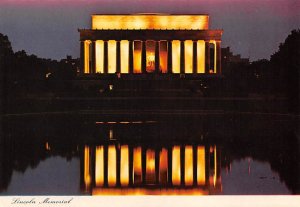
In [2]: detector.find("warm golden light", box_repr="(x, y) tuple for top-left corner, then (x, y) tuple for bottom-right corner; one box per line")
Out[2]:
(108, 145), (117, 186)
(209, 146), (217, 187)
(185, 40), (193, 74)
(82, 143), (223, 195)
(210, 40), (216, 73)
(146, 41), (155, 72)
(120, 145), (129, 186)
(133, 41), (142, 73)
(95, 40), (104, 73)
(172, 146), (181, 185)
(108, 40), (116, 73)
(92, 188), (208, 195)
(172, 40), (180, 73)
(92, 15), (209, 30)
(84, 40), (91, 73)
(95, 146), (104, 186)
(109, 129), (114, 140)
(146, 149), (156, 183)
(120, 40), (129, 73)
(185, 146), (193, 185)
(159, 148), (168, 184)
(133, 147), (142, 183)
(84, 146), (91, 189)
(45, 142), (50, 151)
(214, 146), (217, 187)
(197, 146), (206, 185)
(159, 41), (168, 73)
(197, 40), (205, 73)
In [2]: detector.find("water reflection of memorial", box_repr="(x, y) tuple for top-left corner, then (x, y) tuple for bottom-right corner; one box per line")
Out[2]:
(81, 129), (221, 195)
(1, 115), (298, 194)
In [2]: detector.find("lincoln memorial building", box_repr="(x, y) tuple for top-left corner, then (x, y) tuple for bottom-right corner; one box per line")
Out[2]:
(78, 14), (223, 76)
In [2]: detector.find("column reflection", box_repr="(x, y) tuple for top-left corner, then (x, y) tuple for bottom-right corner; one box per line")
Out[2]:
(133, 147), (142, 184)
(108, 145), (116, 186)
(146, 149), (156, 184)
(172, 146), (181, 186)
(95, 146), (104, 186)
(197, 146), (206, 185)
(84, 146), (91, 190)
(185, 146), (193, 185)
(120, 145), (129, 186)
(159, 148), (168, 184)
(82, 143), (221, 195)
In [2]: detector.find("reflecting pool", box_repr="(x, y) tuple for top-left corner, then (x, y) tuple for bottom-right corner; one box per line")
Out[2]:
(0, 113), (299, 195)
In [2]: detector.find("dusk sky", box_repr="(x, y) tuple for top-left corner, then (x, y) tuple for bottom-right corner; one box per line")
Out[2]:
(0, 0), (299, 61)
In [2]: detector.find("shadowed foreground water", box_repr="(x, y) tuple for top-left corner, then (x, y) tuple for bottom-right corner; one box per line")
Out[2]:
(0, 112), (299, 195)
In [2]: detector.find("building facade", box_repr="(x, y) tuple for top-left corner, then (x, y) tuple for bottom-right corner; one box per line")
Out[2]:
(78, 14), (223, 76)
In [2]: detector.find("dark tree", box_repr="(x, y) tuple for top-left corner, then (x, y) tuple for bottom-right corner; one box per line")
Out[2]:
(0, 34), (14, 114)
(270, 29), (300, 113)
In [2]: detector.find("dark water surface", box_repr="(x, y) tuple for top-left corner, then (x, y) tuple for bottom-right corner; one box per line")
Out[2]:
(0, 112), (299, 195)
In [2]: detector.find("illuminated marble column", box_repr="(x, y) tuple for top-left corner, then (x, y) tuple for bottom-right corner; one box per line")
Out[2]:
(205, 41), (210, 74)
(108, 40), (116, 73)
(80, 41), (84, 74)
(84, 40), (91, 74)
(129, 40), (134, 74)
(155, 41), (160, 73)
(180, 40), (185, 74)
(120, 40), (129, 73)
(167, 41), (173, 74)
(193, 40), (198, 74)
(197, 41), (206, 73)
(216, 41), (221, 74)
(103, 40), (108, 74)
(116, 40), (121, 73)
(91, 41), (96, 74)
(141, 41), (146, 74)
(95, 40), (104, 73)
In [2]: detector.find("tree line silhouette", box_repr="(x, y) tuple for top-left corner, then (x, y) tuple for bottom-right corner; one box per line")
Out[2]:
(0, 30), (299, 113)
